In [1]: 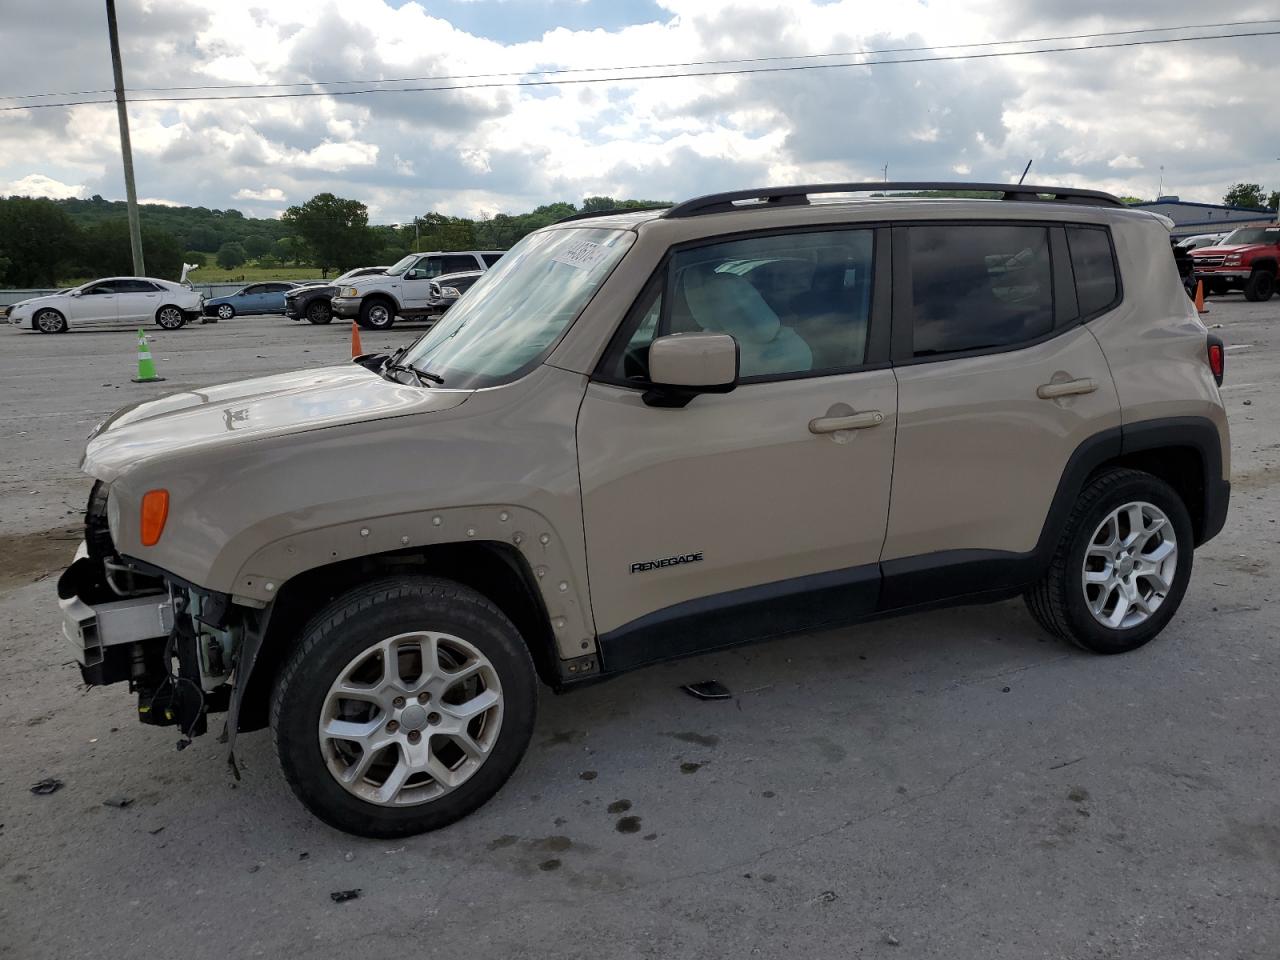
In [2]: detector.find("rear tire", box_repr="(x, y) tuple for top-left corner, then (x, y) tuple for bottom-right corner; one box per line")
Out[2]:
(1025, 468), (1193, 655)
(270, 575), (537, 837)
(306, 299), (332, 325)
(155, 305), (186, 330)
(359, 298), (395, 330)
(34, 308), (67, 334)
(1243, 269), (1275, 302)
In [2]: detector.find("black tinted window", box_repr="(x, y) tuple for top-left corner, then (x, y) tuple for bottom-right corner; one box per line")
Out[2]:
(909, 224), (1053, 357)
(1067, 226), (1119, 317)
(115, 279), (158, 292)
(443, 255), (478, 273)
(84, 281), (120, 294)
(482, 253), (503, 267)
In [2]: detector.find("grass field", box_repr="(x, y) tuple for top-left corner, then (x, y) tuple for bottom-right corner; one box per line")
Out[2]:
(60, 264), (333, 287)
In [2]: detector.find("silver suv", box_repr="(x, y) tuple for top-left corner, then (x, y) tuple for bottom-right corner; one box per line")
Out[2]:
(331, 250), (503, 329)
(57, 182), (1230, 837)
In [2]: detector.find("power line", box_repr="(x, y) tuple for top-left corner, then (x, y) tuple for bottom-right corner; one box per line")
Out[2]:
(3, 17), (1276, 101)
(2, 28), (1277, 112)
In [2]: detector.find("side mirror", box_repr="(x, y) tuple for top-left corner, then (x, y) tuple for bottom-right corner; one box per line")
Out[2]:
(643, 332), (739, 408)
(70, 289), (83, 297)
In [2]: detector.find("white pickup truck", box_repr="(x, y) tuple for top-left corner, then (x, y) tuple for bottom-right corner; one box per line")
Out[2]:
(331, 250), (503, 329)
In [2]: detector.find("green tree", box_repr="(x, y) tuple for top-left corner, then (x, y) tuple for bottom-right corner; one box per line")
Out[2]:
(216, 241), (247, 270)
(78, 219), (184, 280)
(272, 236), (303, 265)
(1269, 190), (1280, 212)
(183, 251), (207, 268)
(0, 197), (80, 286)
(185, 224), (223, 252)
(242, 234), (271, 258)
(282, 193), (374, 273)
(581, 196), (617, 213)
(1223, 183), (1267, 208)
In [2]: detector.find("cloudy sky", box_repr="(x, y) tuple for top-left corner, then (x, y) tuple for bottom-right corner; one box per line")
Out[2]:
(1, 0), (1277, 222)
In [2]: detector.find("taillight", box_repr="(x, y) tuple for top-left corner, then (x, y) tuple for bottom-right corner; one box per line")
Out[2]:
(140, 489), (170, 546)
(1207, 335), (1225, 386)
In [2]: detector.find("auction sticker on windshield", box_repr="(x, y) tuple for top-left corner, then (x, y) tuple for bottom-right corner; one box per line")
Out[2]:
(552, 239), (609, 270)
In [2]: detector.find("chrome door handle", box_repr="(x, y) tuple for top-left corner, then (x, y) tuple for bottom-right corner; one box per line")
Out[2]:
(1036, 378), (1097, 399)
(809, 410), (884, 434)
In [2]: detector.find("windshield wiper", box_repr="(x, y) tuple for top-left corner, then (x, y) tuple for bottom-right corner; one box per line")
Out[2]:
(383, 360), (443, 386)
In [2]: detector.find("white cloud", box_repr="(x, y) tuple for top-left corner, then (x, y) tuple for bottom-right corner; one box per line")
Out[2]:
(3, 173), (85, 199)
(234, 187), (287, 201)
(1, 0), (1277, 220)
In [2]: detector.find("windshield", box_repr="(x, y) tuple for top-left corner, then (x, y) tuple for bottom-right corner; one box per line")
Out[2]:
(384, 254), (418, 277)
(1223, 227), (1280, 245)
(402, 227), (633, 389)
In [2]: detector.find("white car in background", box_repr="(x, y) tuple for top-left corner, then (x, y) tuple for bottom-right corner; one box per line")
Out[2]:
(7, 277), (204, 333)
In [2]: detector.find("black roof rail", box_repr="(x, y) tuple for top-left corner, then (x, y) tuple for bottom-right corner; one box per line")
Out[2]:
(664, 182), (1125, 218)
(554, 204), (673, 224)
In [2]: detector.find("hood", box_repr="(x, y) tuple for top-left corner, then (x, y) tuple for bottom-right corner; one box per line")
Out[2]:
(9, 293), (60, 312)
(289, 285), (336, 297)
(1192, 243), (1260, 257)
(83, 364), (472, 480)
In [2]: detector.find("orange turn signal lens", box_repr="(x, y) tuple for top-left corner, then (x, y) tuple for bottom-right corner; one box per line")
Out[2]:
(140, 489), (169, 546)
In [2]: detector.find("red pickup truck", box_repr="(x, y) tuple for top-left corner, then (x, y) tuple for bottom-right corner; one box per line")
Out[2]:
(1191, 224), (1280, 301)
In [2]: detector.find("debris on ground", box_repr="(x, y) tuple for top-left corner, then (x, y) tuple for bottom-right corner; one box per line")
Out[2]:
(885, 934), (901, 946)
(682, 680), (732, 700)
(30, 777), (63, 795)
(812, 890), (839, 903)
(578, 770), (597, 781)
(343, 852), (354, 862)
(329, 889), (361, 903)
(102, 797), (133, 809)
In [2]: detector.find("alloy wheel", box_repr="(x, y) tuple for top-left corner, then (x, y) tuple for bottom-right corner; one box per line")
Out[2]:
(1081, 501), (1178, 630)
(35, 310), (64, 333)
(318, 631), (504, 807)
(217, 304), (234, 319)
(157, 307), (184, 329)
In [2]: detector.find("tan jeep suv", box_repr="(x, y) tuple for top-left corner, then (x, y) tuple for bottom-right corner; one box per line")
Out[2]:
(57, 182), (1230, 836)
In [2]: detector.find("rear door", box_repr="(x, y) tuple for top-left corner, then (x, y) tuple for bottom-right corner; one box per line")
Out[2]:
(114, 279), (161, 323)
(577, 226), (896, 668)
(879, 220), (1121, 607)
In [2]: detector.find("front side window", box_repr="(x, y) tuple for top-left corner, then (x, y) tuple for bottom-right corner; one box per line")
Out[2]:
(402, 227), (633, 389)
(602, 229), (876, 382)
(1223, 226), (1280, 245)
(909, 224), (1054, 357)
(83, 281), (120, 295)
(482, 253), (504, 267)
(1066, 226), (1119, 318)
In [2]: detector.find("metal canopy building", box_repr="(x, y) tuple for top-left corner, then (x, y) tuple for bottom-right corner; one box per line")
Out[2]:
(1131, 196), (1275, 239)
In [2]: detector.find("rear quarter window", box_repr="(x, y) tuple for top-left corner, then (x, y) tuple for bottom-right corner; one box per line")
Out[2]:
(1066, 226), (1120, 318)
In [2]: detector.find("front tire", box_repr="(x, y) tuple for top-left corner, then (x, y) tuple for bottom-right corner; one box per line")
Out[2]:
(216, 304), (236, 320)
(34, 308), (67, 334)
(307, 299), (333, 325)
(359, 298), (395, 330)
(1243, 269), (1275, 302)
(155, 305), (187, 330)
(1025, 468), (1193, 654)
(270, 576), (537, 837)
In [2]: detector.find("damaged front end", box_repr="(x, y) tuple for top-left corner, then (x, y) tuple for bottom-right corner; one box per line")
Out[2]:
(57, 481), (255, 745)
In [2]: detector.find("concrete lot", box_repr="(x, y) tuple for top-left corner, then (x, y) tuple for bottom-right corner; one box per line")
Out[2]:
(1, 300), (1277, 959)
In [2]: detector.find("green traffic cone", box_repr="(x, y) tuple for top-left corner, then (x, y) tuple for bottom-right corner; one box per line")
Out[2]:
(131, 329), (165, 383)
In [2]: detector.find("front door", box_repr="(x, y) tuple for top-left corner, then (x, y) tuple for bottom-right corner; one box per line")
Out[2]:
(68, 280), (120, 325)
(577, 225), (896, 670)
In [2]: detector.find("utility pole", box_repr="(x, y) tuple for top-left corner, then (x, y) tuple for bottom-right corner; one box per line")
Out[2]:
(105, 0), (145, 276)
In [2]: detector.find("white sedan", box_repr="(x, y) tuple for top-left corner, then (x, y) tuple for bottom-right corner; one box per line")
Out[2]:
(7, 277), (204, 333)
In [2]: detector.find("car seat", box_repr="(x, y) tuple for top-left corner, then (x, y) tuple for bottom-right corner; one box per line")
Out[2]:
(679, 265), (812, 377)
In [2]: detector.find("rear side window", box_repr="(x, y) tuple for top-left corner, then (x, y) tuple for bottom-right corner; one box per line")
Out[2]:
(1066, 226), (1120, 318)
(908, 224), (1053, 357)
(443, 254), (479, 273)
(116, 279), (158, 292)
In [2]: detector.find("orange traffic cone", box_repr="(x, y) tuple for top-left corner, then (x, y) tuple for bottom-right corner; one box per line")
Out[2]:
(1194, 279), (1207, 314)
(350, 321), (364, 358)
